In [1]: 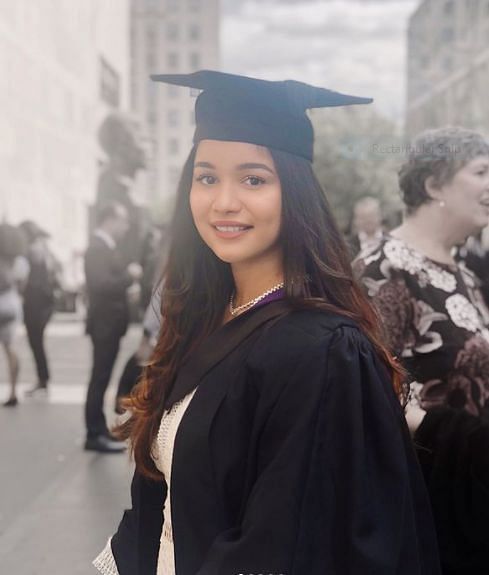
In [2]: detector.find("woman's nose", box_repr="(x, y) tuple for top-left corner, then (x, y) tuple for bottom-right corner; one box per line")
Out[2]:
(212, 182), (241, 212)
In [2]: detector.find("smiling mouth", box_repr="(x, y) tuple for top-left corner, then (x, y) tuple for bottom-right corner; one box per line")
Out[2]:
(213, 225), (252, 232)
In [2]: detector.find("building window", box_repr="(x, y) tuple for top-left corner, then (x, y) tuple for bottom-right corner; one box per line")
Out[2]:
(468, 0), (479, 20)
(168, 109), (179, 127)
(167, 23), (179, 41)
(168, 85), (179, 98)
(189, 24), (200, 41)
(130, 80), (138, 110)
(441, 27), (454, 42)
(146, 50), (157, 69)
(169, 166), (181, 186)
(442, 56), (453, 72)
(168, 138), (179, 155)
(148, 83), (157, 107)
(147, 25), (157, 48)
(444, 0), (454, 15)
(167, 52), (179, 69)
(147, 111), (157, 125)
(189, 52), (200, 70)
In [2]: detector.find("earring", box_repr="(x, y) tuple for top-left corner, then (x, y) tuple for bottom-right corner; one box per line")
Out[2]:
(439, 200), (446, 208)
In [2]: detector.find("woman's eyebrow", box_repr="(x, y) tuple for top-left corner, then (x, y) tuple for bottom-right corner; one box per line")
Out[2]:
(194, 161), (215, 169)
(236, 162), (275, 174)
(194, 161), (275, 174)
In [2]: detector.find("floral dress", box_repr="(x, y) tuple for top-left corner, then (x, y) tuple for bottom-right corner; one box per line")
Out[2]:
(355, 235), (489, 416)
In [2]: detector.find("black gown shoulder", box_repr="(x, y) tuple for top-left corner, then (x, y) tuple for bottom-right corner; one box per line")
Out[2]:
(110, 305), (441, 575)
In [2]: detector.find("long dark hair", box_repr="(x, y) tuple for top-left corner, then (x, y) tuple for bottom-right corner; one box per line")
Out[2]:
(116, 145), (405, 480)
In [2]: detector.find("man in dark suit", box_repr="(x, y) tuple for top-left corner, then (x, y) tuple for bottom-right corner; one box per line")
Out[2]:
(84, 202), (141, 452)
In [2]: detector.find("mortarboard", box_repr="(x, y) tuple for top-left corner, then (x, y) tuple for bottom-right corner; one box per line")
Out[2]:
(150, 70), (372, 162)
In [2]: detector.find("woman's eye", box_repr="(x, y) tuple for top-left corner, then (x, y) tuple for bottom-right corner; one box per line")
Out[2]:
(243, 176), (265, 186)
(195, 174), (217, 185)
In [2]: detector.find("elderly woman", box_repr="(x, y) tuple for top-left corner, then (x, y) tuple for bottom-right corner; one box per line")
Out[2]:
(356, 126), (489, 574)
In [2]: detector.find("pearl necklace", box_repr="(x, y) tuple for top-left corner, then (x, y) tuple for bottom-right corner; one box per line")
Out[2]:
(229, 282), (285, 316)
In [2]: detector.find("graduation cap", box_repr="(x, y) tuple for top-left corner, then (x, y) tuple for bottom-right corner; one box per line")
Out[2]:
(150, 70), (373, 162)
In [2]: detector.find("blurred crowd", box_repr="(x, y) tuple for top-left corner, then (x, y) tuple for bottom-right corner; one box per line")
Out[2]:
(0, 212), (166, 411)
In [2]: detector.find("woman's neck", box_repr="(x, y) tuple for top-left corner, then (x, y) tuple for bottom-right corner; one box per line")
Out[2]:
(220, 254), (282, 320)
(221, 266), (284, 325)
(232, 267), (284, 307)
(390, 206), (461, 265)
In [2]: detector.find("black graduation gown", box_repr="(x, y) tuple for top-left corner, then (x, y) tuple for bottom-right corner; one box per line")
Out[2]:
(414, 407), (489, 574)
(110, 302), (440, 575)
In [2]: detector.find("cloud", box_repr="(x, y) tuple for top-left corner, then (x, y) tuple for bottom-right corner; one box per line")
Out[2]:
(221, 0), (421, 124)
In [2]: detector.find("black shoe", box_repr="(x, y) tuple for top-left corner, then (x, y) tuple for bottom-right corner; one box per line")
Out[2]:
(84, 434), (126, 453)
(3, 397), (18, 407)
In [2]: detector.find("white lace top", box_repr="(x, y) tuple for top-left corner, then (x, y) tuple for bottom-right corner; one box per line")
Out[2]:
(93, 389), (198, 575)
(153, 389), (197, 575)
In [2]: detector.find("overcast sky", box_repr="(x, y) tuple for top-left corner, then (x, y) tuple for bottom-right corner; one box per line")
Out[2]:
(221, 0), (421, 125)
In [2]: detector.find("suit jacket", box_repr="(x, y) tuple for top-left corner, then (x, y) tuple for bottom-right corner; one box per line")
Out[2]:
(85, 235), (132, 340)
(108, 302), (440, 575)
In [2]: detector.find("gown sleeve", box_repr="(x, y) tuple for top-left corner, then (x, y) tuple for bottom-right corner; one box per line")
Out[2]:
(109, 471), (165, 575)
(196, 325), (440, 575)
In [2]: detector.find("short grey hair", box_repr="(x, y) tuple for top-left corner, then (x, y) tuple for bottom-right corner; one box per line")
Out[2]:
(399, 127), (489, 214)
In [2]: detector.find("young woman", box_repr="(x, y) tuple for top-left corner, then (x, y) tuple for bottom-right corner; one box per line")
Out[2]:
(94, 71), (440, 575)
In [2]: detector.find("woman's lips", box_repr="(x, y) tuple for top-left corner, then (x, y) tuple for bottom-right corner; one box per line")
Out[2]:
(211, 224), (252, 239)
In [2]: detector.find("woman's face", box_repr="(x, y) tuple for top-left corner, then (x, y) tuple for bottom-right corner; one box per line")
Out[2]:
(439, 155), (489, 234)
(190, 140), (282, 268)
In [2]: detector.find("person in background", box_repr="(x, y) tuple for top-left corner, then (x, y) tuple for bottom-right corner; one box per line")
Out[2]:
(348, 195), (384, 259)
(114, 224), (169, 412)
(96, 112), (147, 266)
(84, 201), (142, 453)
(139, 223), (170, 311)
(19, 220), (60, 398)
(355, 127), (489, 574)
(94, 70), (440, 575)
(114, 286), (161, 414)
(0, 224), (29, 407)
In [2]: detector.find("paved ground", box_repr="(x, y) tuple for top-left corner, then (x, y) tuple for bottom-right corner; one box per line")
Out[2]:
(0, 315), (141, 575)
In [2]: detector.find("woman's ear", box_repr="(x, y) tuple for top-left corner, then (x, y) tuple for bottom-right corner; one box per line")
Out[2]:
(425, 175), (444, 202)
